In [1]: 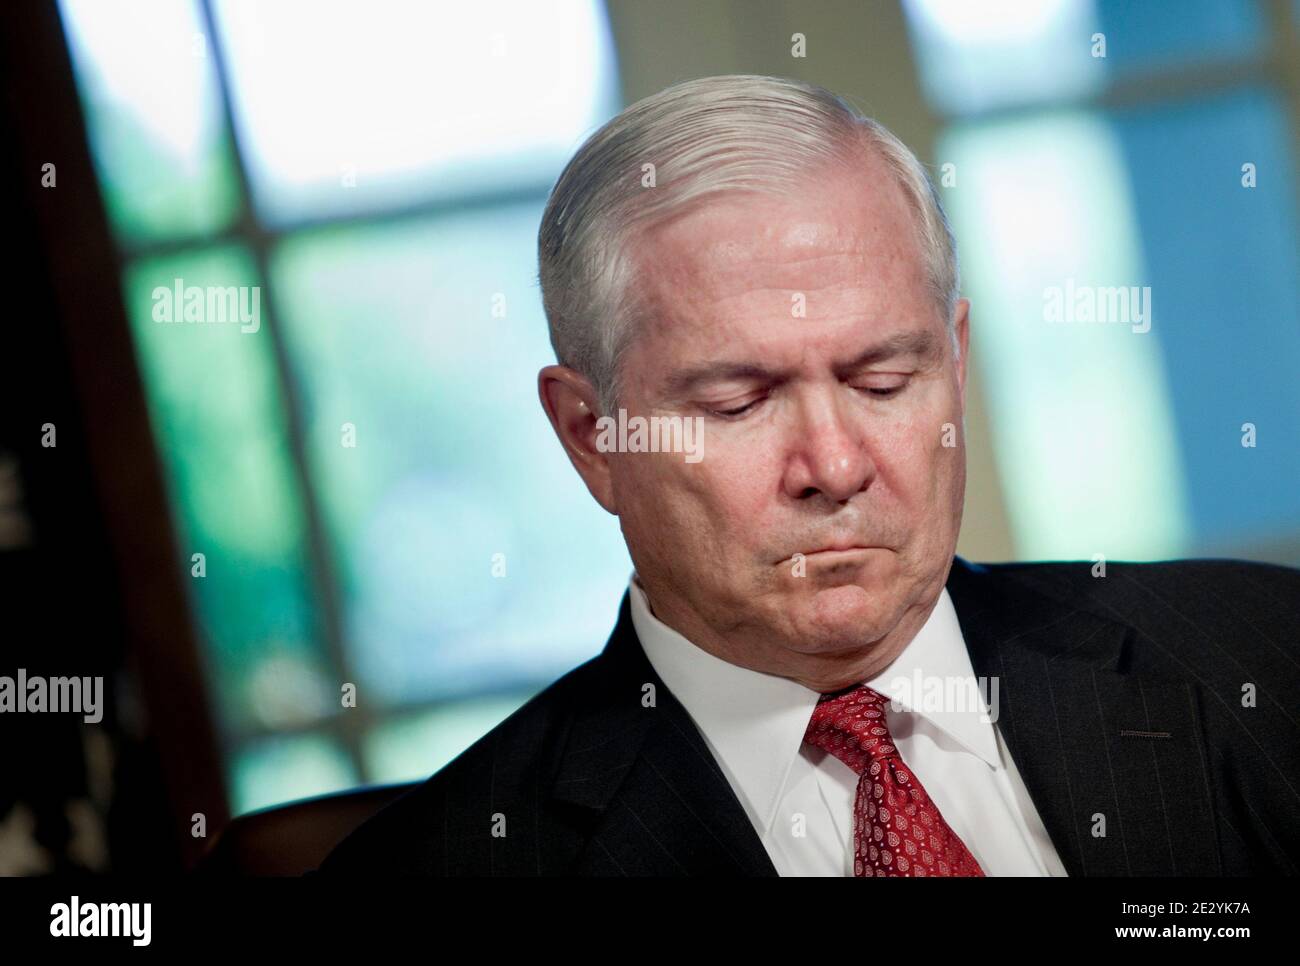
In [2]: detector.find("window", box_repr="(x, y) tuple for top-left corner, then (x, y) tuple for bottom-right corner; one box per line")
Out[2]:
(58, 0), (631, 814)
(903, 0), (1300, 562)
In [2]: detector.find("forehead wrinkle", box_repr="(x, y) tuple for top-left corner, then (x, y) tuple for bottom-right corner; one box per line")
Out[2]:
(661, 318), (938, 402)
(637, 269), (917, 362)
(630, 174), (933, 357)
(666, 224), (873, 278)
(651, 218), (918, 299)
(647, 248), (910, 318)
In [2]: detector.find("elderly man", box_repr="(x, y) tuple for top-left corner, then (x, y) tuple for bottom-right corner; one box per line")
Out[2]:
(321, 75), (1300, 877)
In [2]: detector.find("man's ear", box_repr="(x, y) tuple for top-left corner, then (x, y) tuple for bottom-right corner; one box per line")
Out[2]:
(953, 298), (971, 416)
(538, 365), (617, 514)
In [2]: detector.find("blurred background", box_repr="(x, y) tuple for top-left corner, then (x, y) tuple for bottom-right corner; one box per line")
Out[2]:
(0, 0), (1297, 872)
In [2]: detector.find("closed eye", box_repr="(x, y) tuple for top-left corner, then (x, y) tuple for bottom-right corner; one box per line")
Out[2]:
(709, 398), (763, 418)
(852, 375), (912, 399)
(706, 377), (910, 417)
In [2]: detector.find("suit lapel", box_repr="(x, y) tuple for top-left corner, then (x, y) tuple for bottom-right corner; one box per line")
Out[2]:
(550, 592), (779, 876)
(945, 557), (1221, 876)
(547, 559), (1221, 876)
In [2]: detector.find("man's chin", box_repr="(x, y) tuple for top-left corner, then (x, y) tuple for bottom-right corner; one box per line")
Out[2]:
(782, 583), (899, 654)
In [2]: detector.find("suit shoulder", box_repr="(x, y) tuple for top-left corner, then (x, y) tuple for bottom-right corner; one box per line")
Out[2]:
(977, 556), (1300, 597)
(972, 557), (1300, 661)
(316, 650), (608, 873)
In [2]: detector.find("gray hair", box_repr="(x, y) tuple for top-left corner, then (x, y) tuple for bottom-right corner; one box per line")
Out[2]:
(537, 74), (960, 415)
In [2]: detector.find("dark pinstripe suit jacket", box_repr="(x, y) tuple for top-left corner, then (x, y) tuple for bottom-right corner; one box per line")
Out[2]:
(318, 556), (1300, 876)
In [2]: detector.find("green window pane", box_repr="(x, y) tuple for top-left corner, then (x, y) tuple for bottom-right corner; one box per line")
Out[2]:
(270, 202), (632, 706)
(122, 245), (330, 736)
(363, 692), (537, 785)
(230, 733), (357, 816)
(58, 0), (240, 245)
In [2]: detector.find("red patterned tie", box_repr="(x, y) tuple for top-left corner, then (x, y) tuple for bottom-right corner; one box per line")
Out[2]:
(803, 684), (985, 877)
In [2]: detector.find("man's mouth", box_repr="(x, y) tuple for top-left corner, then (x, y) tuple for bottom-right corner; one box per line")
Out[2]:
(781, 544), (875, 564)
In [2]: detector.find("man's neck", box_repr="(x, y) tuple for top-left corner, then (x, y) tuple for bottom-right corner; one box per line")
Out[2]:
(632, 574), (943, 693)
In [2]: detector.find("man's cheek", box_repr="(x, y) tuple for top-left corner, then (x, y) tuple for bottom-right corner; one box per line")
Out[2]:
(721, 451), (782, 524)
(875, 397), (937, 451)
(649, 459), (729, 543)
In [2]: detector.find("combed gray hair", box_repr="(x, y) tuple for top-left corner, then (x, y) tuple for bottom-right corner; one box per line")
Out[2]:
(538, 74), (959, 416)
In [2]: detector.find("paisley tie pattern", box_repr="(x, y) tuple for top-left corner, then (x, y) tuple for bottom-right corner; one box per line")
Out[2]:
(803, 684), (986, 877)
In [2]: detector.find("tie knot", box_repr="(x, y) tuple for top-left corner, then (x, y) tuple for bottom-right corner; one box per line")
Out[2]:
(803, 684), (898, 775)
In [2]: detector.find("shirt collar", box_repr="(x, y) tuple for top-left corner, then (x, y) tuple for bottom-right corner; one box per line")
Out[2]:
(861, 586), (1001, 769)
(627, 571), (1000, 835)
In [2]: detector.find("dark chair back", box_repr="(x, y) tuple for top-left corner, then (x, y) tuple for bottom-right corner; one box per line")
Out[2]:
(195, 782), (419, 876)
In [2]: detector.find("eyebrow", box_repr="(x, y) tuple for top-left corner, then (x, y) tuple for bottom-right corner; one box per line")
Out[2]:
(661, 329), (943, 398)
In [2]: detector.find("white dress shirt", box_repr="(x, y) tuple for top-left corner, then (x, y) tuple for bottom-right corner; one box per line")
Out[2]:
(627, 572), (1068, 877)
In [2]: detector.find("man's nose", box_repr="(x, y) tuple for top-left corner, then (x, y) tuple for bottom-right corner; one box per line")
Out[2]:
(781, 395), (876, 503)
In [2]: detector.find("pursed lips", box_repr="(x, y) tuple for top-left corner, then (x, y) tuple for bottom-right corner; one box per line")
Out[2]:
(781, 543), (875, 563)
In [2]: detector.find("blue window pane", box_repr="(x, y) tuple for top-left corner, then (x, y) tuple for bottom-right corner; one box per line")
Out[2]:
(1095, 0), (1263, 74)
(211, 0), (620, 225)
(270, 201), (633, 705)
(938, 113), (1190, 560)
(1108, 87), (1300, 548)
(903, 0), (1104, 115)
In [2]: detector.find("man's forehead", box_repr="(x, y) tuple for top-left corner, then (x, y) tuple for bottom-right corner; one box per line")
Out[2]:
(619, 164), (938, 390)
(633, 218), (927, 338)
(635, 175), (922, 300)
(659, 219), (877, 288)
(649, 175), (911, 256)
